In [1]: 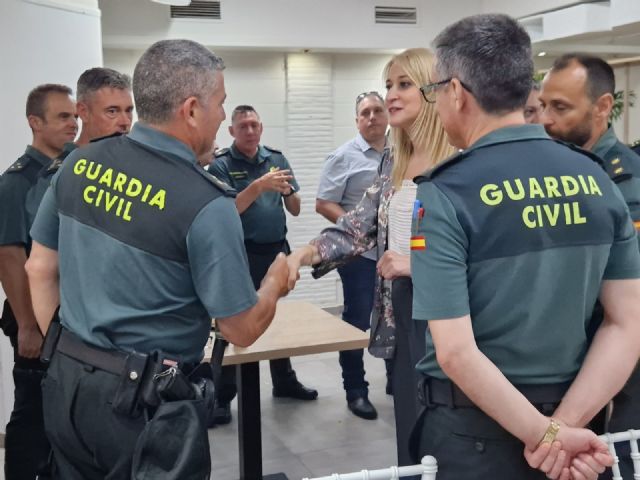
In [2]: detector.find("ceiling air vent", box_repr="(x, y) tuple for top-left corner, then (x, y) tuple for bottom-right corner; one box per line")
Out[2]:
(375, 6), (417, 25)
(170, 1), (221, 20)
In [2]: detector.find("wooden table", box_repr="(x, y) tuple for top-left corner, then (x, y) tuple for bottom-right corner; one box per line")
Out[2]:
(205, 301), (369, 480)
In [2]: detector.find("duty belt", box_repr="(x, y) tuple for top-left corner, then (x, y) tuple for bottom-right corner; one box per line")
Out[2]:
(418, 376), (572, 409)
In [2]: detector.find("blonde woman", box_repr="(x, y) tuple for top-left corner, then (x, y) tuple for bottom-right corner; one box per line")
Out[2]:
(287, 48), (455, 466)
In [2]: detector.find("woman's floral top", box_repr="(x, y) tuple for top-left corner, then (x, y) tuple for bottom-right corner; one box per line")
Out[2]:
(311, 149), (397, 359)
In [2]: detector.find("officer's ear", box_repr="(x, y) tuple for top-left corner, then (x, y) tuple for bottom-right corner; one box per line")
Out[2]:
(76, 101), (90, 123)
(27, 114), (44, 133)
(450, 78), (467, 112)
(228, 124), (235, 138)
(594, 92), (614, 122)
(180, 96), (200, 128)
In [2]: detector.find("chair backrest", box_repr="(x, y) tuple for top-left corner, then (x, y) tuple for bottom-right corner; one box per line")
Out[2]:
(599, 429), (640, 479)
(301, 456), (437, 480)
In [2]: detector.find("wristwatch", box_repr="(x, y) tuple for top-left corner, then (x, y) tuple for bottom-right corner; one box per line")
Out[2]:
(282, 186), (296, 198)
(539, 418), (561, 445)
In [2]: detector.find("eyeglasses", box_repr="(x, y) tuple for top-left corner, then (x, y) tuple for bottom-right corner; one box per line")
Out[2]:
(420, 78), (473, 103)
(356, 91), (385, 108)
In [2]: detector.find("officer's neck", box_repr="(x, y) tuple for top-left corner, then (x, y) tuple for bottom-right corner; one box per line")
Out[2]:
(30, 138), (61, 160)
(235, 143), (259, 160)
(463, 110), (525, 149)
(584, 121), (609, 152)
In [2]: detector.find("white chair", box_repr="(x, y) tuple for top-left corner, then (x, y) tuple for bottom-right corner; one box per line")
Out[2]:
(301, 456), (437, 480)
(600, 429), (640, 479)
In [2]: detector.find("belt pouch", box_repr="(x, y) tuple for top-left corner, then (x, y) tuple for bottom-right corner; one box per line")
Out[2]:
(112, 352), (148, 417)
(156, 367), (197, 402)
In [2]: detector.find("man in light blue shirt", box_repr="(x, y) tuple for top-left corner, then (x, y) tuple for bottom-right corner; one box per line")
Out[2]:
(316, 92), (388, 419)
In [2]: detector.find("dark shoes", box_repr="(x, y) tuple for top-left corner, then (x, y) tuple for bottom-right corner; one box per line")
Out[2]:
(208, 399), (232, 427)
(385, 378), (393, 396)
(347, 396), (378, 420)
(272, 381), (318, 400)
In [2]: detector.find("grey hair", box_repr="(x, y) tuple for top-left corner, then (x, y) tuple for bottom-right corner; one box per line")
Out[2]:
(433, 14), (533, 114)
(133, 39), (225, 124)
(77, 67), (131, 102)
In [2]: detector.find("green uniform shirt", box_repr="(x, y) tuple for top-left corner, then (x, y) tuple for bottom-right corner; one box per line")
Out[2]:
(592, 126), (640, 242)
(209, 144), (300, 243)
(412, 124), (640, 384)
(0, 146), (53, 251)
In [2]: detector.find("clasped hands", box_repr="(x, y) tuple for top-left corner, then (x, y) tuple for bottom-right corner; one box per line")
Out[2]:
(524, 418), (613, 480)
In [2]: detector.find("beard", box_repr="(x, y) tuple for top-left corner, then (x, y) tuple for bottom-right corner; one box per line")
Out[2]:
(551, 111), (593, 148)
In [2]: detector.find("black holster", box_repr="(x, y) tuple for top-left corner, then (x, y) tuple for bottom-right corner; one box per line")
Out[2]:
(0, 300), (18, 339)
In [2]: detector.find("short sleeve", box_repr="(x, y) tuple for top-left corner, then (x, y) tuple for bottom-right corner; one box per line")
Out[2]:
(279, 155), (300, 192)
(0, 174), (30, 246)
(208, 158), (232, 185)
(603, 188), (640, 280)
(30, 184), (60, 250)
(316, 152), (348, 203)
(187, 196), (258, 318)
(411, 182), (470, 320)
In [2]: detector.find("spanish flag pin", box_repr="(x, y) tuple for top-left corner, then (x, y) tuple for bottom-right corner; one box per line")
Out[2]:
(410, 235), (426, 250)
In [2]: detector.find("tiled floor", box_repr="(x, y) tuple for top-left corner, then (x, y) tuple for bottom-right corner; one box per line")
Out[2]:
(0, 350), (397, 480)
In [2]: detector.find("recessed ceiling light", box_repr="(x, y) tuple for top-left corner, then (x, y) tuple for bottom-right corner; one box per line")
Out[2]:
(538, 51), (547, 57)
(151, 0), (191, 5)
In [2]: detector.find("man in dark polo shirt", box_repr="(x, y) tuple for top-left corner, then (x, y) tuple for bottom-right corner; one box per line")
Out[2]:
(540, 52), (640, 479)
(209, 105), (317, 425)
(0, 83), (77, 480)
(411, 14), (639, 480)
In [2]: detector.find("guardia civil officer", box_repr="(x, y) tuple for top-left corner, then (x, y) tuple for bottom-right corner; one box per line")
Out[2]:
(208, 105), (317, 425)
(0, 84), (77, 480)
(26, 39), (291, 479)
(540, 53), (640, 479)
(411, 14), (640, 480)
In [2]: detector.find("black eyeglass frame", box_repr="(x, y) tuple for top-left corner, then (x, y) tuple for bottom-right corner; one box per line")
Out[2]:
(420, 78), (473, 103)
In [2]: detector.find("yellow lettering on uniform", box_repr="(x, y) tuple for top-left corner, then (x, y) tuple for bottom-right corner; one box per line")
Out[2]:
(535, 205), (544, 226)
(588, 176), (603, 196)
(573, 202), (587, 224)
(116, 198), (125, 216)
(543, 204), (560, 226)
(504, 179), (525, 201)
(543, 177), (561, 198)
(148, 190), (166, 210)
(578, 175), (589, 194)
(74, 159), (87, 175)
(113, 173), (127, 192)
(105, 192), (118, 212)
(95, 188), (104, 207)
(98, 168), (113, 187)
(564, 203), (573, 225)
(86, 162), (102, 180)
(561, 176), (579, 196)
(529, 178), (545, 199)
(83, 185), (96, 204)
(123, 201), (132, 221)
(141, 185), (152, 203)
(480, 184), (502, 206)
(126, 178), (142, 197)
(522, 206), (536, 228)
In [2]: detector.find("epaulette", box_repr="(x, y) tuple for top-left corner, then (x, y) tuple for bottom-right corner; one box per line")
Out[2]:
(413, 149), (467, 184)
(263, 145), (282, 154)
(602, 153), (633, 183)
(90, 131), (123, 143)
(194, 166), (237, 197)
(214, 148), (230, 158)
(6, 156), (31, 173)
(46, 158), (64, 173)
(630, 139), (640, 148)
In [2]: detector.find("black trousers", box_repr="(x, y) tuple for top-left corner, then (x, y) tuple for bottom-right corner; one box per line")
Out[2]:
(217, 243), (298, 403)
(390, 277), (426, 466)
(4, 338), (50, 480)
(416, 404), (556, 480)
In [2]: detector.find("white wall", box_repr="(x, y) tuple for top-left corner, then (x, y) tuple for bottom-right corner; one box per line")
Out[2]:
(0, 0), (103, 433)
(613, 64), (640, 144)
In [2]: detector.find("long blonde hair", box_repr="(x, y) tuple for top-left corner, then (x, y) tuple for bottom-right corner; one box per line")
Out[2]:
(384, 48), (456, 187)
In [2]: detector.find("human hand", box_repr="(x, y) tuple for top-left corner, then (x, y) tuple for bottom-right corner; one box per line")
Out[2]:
(286, 252), (304, 291)
(262, 253), (291, 298)
(524, 441), (570, 479)
(18, 325), (43, 358)
(258, 168), (293, 194)
(376, 251), (410, 279)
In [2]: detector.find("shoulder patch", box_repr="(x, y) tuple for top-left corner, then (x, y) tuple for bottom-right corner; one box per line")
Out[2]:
(414, 149), (467, 184)
(214, 148), (230, 158)
(195, 166), (237, 197)
(90, 132), (123, 143)
(6, 157), (31, 173)
(47, 158), (63, 173)
(263, 145), (282, 154)
(630, 139), (640, 148)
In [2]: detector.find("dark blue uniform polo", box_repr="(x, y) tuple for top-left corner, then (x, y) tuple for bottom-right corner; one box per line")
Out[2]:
(31, 123), (258, 363)
(209, 144), (300, 243)
(411, 124), (640, 384)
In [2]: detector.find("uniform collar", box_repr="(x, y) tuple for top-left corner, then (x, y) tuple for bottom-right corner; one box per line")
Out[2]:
(25, 145), (53, 167)
(128, 123), (198, 165)
(467, 124), (550, 153)
(230, 143), (269, 164)
(591, 126), (618, 159)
